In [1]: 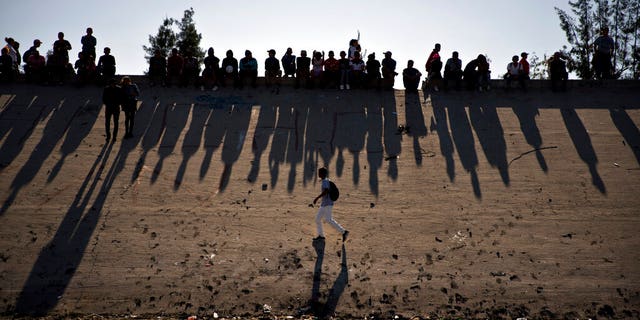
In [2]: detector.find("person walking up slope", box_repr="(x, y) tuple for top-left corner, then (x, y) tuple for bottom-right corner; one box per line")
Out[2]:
(313, 167), (349, 242)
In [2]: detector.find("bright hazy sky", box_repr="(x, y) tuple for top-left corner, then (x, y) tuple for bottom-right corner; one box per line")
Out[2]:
(3, 0), (572, 79)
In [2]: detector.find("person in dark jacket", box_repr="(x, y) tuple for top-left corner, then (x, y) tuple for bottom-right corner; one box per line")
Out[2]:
(102, 78), (122, 142)
(120, 76), (140, 139)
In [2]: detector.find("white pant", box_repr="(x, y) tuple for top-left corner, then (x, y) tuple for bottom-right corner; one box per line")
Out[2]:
(315, 205), (345, 237)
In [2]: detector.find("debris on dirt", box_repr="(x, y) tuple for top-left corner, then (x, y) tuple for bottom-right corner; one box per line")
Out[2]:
(508, 146), (558, 166)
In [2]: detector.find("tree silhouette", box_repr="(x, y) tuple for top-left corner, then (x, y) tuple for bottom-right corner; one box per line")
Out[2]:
(176, 7), (205, 62)
(143, 17), (177, 62)
(143, 8), (205, 66)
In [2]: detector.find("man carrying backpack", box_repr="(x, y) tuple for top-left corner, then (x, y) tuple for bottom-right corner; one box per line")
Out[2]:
(313, 167), (349, 242)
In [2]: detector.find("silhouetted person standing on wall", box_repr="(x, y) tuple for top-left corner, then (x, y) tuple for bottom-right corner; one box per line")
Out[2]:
(81, 27), (97, 62)
(425, 43), (441, 88)
(593, 26), (614, 79)
(52, 32), (72, 84)
(53, 32), (72, 65)
(102, 78), (122, 142)
(121, 76), (139, 139)
(548, 51), (568, 92)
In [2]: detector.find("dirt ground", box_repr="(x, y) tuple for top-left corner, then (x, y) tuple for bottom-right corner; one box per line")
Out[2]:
(0, 81), (639, 319)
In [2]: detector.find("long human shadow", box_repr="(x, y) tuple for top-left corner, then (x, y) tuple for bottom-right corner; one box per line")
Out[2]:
(365, 97), (383, 197)
(131, 100), (166, 183)
(332, 97), (366, 187)
(430, 96), (455, 181)
(151, 103), (190, 184)
(561, 108), (606, 193)
(308, 239), (348, 318)
(269, 104), (297, 189)
(218, 103), (252, 192)
(286, 104), (308, 192)
(47, 99), (101, 183)
(0, 93), (19, 140)
(174, 104), (210, 190)
(14, 142), (114, 314)
(200, 104), (229, 180)
(382, 91), (400, 181)
(247, 104), (276, 183)
(404, 92), (428, 166)
(468, 99), (510, 186)
(14, 94), (145, 314)
(609, 107), (640, 165)
(1, 98), (84, 215)
(447, 102), (481, 198)
(332, 94), (358, 180)
(0, 95), (54, 169)
(512, 102), (548, 172)
(302, 100), (336, 187)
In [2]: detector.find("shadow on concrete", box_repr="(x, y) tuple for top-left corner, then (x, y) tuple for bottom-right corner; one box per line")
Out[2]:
(383, 91), (401, 181)
(512, 102), (549, 172)
(335, 99), (367, 187)
(445, 99), (482, 198)
(269, 104), (300, 190)
(200, 102), (228, 180)
(561, 108), (607, 194)
(469, 97), (510, 186)
(365, 98), (383, 197)
(430, 97), (456, 182)
(306, 238), (348, 318)
(1, 97), (91, 215)
(131, 99), (167, 183)
(247, 103), (276, 184)
(175, 104), (209, 190)
(219, 103), (252, 192)
(302, 102), (333, 189)
(14, 95), (145, 314)
(0, 95), (54, 170)
(404, 92), (428, 166)
(151, 103), (190, 184)
(47, 99), (101, 183)
(13, 143), (114, 314)
(609, 107), (640, 166)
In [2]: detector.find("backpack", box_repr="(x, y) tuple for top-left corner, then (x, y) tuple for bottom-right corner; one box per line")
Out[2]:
(328, 181), (339, 201)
